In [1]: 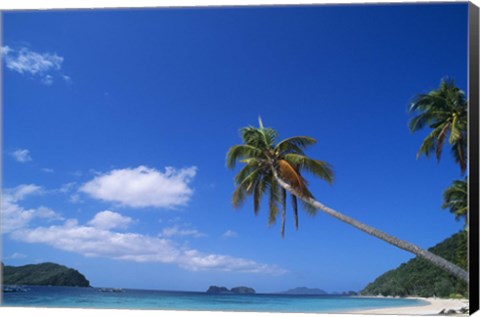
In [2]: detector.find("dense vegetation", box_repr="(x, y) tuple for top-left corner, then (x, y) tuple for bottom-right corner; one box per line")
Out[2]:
(2, 262), (90, 287)
(361, 231), (467, 298)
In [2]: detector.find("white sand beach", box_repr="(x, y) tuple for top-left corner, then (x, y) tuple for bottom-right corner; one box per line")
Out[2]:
(349, 297), (469, 315)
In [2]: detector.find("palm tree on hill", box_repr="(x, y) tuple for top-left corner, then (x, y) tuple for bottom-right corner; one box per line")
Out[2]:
(226, 117), (469, 283)
(408, 78), (468, 174)
(442, 177), (468, 228)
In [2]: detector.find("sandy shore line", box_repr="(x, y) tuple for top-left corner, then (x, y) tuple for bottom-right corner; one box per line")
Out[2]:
(348, 297), (469, 315)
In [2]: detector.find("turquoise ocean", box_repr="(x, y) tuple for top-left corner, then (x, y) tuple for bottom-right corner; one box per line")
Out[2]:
(2, 286), (427, 313)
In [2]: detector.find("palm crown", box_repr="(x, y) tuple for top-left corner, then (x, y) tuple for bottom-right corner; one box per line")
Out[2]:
(442, 177), (468, 227)
(408, 78), (468, 173)
(226, 117), (333, 237)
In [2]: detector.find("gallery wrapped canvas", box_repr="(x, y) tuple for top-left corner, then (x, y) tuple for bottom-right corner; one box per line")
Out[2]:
(0, 1), (478, 316)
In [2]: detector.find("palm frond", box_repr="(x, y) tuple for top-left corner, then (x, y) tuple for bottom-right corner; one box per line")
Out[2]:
(284, 153), (334, 184)
(451, 138), (467, 174)
(291, 194), (299, 230)
(241, 125), (278, 148)
(275, 136), (317, 154)
(435, 123), (450, 161)
(408, 112), (436, 132)
(268, 180), (280, 225)
(442, 178), (468, 224)
(234, 164), (255, 185)
(253, 174), (270, 215)
(232, 186), (247, 209)
(449, 114), (461, 144)
(409, 94), (448, 113)
(416, 126), (443, 159)
(226, 144), (263, 169)
(297, 186), (317, 215)
(280, 188), (287, 238)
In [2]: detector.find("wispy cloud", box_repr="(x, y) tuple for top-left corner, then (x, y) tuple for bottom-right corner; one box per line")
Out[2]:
(41, 168), (54, 173)
(69, 194), (82, 203)
(70, 170), (83, 178)
(1, 184), (64, 234)
(59, 182), (76, 193)
(80, 166), (197, 209)
(5, 252), (27, 260)
(179, 250), (285, 274)
(10, 213), (286, 275)
(11, 148), (32, 163)
(161, 225), (206, 238)
(1, 45), (70, 85)
(5, 184), (43, 201)
(222, 230), (239, 238)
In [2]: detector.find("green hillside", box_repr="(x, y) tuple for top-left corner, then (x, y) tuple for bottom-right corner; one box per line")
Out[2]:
(2, 262), (90, 287)
(361, 231), (468, 298)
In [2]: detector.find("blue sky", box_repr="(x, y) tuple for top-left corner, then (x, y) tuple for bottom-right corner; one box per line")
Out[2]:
(1, 3), (468, 293)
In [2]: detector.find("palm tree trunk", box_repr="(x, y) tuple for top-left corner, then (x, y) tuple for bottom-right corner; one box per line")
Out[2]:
(271, 169), (469, 283)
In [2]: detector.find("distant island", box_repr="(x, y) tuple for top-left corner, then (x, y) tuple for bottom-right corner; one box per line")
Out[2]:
(361, 231), (467, 298)
(282, 287), (327, 295)
(281, 287), (357, 296)
(206, 286), (255, 294)
(2, 262), (90, 287)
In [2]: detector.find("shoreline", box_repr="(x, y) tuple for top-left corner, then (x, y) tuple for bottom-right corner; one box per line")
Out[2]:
(347, 297), (469, 315)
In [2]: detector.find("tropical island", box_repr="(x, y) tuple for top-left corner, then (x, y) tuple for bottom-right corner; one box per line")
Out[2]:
(361, 231), (467, 298)
(2, 262), (90, 287)
(281, 287), (328, 295)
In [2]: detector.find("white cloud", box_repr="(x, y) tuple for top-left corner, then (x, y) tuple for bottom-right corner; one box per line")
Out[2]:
(59, 182), (76, 193)
(69, 194), (82, 203)
(42, 74), (54, 85)
(161, 225), (206, 238)
(9, 211), (286, 275)
(1, 45), (70, 85)
(1, 46), (13, 55)
(88, 210), (133, 230)
(4, 183), (286, 275)
(5, 184), (42, 201)
(11, 148), (32, 163)
(5, 252), (27, 260)
(179, 250), (285, 274)
(70, 170), (83, 177)
(1, 184), (63, 234)
(57, 183), (83, 203)
(80, 166), (197, 209)
(222, 230), (238, 238)
(41, 168), (54, 173)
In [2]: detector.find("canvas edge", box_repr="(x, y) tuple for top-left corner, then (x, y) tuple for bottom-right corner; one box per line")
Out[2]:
(468, 1), (480, 315)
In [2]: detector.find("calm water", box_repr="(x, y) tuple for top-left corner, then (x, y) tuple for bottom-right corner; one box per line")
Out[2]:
(2, 286), (427, 313)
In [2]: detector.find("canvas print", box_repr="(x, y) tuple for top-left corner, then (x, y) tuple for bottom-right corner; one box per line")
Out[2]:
(0, 2), (476, 315)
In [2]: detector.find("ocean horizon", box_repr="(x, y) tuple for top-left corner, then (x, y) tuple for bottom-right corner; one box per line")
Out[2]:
(2, 286), (428, 313)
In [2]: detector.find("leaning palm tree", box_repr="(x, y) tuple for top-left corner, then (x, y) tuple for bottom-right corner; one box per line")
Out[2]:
(226, 118), (469, 283)
(442, 177), (468, 228)
(227, 117), (333, 238)
(408, 78), (468, 174)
